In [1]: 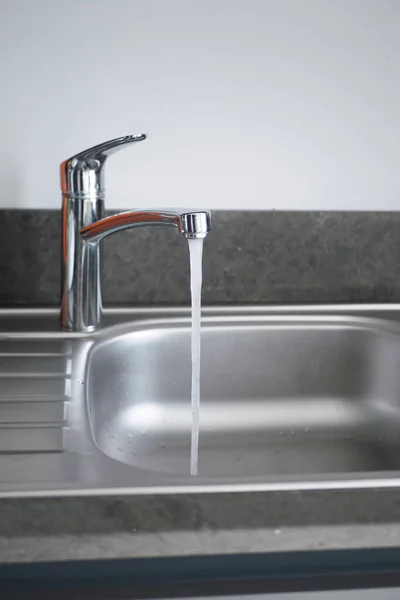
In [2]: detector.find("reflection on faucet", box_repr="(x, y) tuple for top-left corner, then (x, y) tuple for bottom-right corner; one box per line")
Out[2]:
(60, 135), (211, 333)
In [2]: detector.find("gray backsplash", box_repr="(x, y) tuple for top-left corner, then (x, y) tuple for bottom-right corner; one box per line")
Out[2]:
(1, 210), (399, 306)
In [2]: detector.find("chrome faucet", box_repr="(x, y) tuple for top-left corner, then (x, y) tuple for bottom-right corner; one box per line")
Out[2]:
(60, 135), (211, 332)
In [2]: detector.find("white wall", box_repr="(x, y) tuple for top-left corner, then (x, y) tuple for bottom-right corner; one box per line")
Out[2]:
(1, 0), (399, 210)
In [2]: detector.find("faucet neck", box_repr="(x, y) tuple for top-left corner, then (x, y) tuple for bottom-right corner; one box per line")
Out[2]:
(61, 196), (105, 332)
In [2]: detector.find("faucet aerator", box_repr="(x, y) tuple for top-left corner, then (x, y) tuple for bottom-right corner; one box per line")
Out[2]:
(180, 212), (211, 239)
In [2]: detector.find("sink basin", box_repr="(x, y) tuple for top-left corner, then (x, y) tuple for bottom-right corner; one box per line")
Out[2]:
(2, 305), (400, 497)
(88, 316), (400, 478)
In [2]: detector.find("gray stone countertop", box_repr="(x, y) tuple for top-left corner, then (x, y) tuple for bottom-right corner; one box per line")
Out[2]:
(1, 489), (400, 563)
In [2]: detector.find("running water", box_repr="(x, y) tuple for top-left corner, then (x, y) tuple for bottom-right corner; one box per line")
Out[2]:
(188, 238), (204, 476)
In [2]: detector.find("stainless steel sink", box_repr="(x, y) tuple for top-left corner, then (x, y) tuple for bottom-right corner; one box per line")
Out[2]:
(2, 305), (400, 497)
(88, 316), (400, 478)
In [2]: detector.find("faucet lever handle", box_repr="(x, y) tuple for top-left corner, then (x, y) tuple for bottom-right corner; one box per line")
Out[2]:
(60, 134), (147, 198)
(74, 134), (147, 162)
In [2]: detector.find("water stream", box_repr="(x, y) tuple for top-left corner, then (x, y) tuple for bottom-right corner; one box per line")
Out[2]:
(188, 238), (204, 476)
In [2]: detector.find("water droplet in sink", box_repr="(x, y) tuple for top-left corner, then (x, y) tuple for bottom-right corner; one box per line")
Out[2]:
(291, 430), (296, 436)
(128, 434), (133, 439)
(280, 431), (284, 436)
(304, 428), (309, 433)
(141, 429), (146, 435)
(117, 447), (122, 452)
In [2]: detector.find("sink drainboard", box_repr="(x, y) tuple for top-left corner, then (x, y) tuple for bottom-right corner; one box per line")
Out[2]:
(0, 340), (71, 454)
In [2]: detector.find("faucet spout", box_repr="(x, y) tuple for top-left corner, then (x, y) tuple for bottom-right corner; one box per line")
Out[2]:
(80, 209), (211, 243)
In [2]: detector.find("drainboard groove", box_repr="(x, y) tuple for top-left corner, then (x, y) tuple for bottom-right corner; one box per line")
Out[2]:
(0, 354), (71, 375)
(0, 425), (64, 453)
(0, 395), (68, 402)
(0, 373), (71, 379)
(0, 422), (66, 428)
(0, 377), (70, 396)
(0, 341), (72, 354)
(0, 399), (68, 424)
(0, 353), (72, 357)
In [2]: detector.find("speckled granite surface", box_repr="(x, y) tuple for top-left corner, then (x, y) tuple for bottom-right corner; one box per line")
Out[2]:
(2, 209), (400, 564)
(1, 210), (400, 306)
(2, 490), (400, 563)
